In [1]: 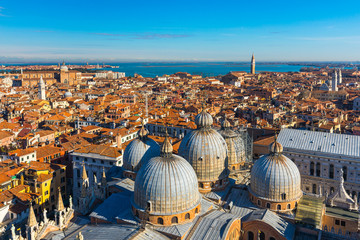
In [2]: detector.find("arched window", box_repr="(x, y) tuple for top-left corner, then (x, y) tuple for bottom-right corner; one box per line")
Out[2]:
(277, 204), (281, 210)
(195, 208), (199, 214)
(343, 166), (347, 181)
(248, 231), (254, 240)
(259, 231), (265, 240)
(316, 162), (321, 177)
(147, 201), (152, 212)
(329, 164), (334, 179)
(310, 162), (315, 176)
(281, 193), (286, 200)
(185, 213), (190, 220)
(199, 183), (204, 188)
(232, 166), (235, 170)
(257, 200), (261, 206)
(157, 218), (164, 225)
(287, 204), (291, 209)
(171, 216), (178, 224)
(266, 203), (270, 208)
(312, 184), (317, 194)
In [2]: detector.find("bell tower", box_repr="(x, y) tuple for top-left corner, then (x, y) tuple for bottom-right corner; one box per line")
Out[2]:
(250, 53), (255, 74)
(38, 75), (46, 100)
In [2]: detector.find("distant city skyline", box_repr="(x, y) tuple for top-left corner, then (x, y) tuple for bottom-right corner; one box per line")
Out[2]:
(1, 0), (360, 62)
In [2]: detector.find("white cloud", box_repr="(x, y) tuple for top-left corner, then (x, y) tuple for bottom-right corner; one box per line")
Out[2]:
(0, 6), (5, 17)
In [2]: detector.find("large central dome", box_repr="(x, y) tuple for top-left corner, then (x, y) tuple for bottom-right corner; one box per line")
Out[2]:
(133, 133), (201, 226)
(249, 140), (302, 212)
(178, 109), (228, 193)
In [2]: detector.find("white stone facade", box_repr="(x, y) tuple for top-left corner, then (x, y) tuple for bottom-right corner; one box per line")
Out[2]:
(283, 149), (360, 201)
(278, 129), (360, 202)
(71, 152), (122, 202)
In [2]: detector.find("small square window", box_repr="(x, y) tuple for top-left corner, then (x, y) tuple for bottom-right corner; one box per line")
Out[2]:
(335, 219), (340, 225)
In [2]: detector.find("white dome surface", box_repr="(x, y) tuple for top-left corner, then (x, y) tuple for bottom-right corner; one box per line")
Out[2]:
(250, 142), (302, 202)
(123, 137), (160, 172)
(133, 153), (201, 215)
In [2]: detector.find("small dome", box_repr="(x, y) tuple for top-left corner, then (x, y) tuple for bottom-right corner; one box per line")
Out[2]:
(218, 126), (245, 169)
(60, 62), (68, 71)
(123, 129), (160, 172)
(64, 91), (72, 98)
(134, 135), (201, 217)
(195, 109), (213, 128)
(250, 143), (302, 203)
(60, 65), (68, 71)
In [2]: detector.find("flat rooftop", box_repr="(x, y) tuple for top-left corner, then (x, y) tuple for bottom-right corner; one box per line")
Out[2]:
(278, 129), (360, 158)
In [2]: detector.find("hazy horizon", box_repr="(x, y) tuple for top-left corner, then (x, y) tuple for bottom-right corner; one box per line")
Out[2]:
(1, 59), (360, 65)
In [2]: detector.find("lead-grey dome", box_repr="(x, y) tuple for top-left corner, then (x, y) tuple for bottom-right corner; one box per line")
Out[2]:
(179, 110), (228, 183)
(250, 142), (302, 202)
(64, 91), (72, 98)
(123, 126), (160, 172)
(218, 120), (245, 168)
(133, 135), (201, 215)
(60, 62), (68, 71)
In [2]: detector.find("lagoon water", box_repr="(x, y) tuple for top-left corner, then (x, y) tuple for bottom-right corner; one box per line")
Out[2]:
(99, 62), (306, 77)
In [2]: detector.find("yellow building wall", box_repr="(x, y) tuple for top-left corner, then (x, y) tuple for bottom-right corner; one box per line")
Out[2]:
(322, 214), (358, 235)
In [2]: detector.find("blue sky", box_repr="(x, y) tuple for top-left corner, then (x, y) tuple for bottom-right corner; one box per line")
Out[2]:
(1, 0), (360, 62)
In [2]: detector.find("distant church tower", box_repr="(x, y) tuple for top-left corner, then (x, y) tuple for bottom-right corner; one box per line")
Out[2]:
(338, 69), (342, 84)
(38, 75), (46, 100)
(332, 70), (338, 91)
(250, 53), (255, 74)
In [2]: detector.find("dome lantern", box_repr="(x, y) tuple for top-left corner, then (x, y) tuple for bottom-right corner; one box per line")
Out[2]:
(138, 120), (148, 140)
(195, 109), (213, 128)
(269, 136), (283, 154)
(221, 118), (231, 129)
(160, 129), (173, 158)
